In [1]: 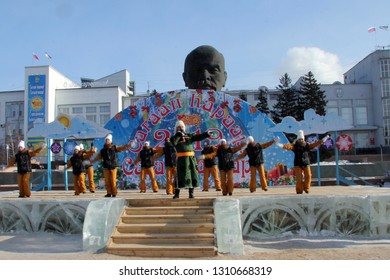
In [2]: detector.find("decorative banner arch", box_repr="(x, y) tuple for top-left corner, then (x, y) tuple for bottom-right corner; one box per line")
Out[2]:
(94, 89), (294, 188)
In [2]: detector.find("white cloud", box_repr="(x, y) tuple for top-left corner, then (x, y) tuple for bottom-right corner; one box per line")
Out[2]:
(279, 47), (344, 84)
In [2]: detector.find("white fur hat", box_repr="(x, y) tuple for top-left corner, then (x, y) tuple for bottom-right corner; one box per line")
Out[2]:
(175, 120), (186, 132)
(105, 134), (113, 142)
(220, 139), (227, 145)
(79, 143), (84, 150)
(247, 136), (254, 143)
(297, 130), (305, 140)
(74, 145), (81, 151)
(18, 140), (25, 149)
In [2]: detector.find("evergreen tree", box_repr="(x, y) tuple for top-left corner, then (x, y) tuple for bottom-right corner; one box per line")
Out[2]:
(256, 87), (270, 115)
(238, 93), (247, 101)
(299, 71), (327, 116)
(272, 73), (298, 123)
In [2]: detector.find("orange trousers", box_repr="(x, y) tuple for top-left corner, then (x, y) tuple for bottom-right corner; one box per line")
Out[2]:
(17, 173), (31, 197)
(103, 168), (118, 196)
(220, 170), (234, 195)
(250, 165), (268, 192)
(165, 166), (176, 195)
(294, 166), (312, 194)
(203, 165), (221, 191)
(86, 166), (95, 192)
(73, 173), (86, 195)
(139, 167), (159, 192)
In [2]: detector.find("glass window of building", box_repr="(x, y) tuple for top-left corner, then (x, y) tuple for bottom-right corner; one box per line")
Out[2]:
(384, 99), (390, 117)
(72, 107), (83, 114)
(382, 79), (390, 98)
(355, 133), (369, 148)
(341, 107), (353, 125)
(380, 59), (390, 78)
(327, 107), (338, 115)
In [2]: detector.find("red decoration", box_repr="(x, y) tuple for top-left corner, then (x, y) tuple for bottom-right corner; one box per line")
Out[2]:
(336, 134), (353, 152)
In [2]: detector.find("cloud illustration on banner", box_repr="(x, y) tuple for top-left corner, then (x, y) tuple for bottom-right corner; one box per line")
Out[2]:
(268, 109), (353, 135)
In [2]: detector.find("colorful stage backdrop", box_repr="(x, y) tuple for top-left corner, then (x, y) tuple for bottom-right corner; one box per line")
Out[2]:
(94, 89), (295, 189)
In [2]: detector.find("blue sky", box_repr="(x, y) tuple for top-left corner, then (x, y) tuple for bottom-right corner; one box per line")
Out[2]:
(1, 0), (390, 93)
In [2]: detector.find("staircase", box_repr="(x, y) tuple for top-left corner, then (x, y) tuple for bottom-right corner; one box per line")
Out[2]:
(106, 198), (218, 258)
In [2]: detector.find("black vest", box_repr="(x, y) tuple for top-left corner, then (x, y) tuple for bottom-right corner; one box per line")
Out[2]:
(101, 145), (119, 170)
(15, 151), (31, 174)
(293, 143), (311, 167)
(202, 146), (217, 168)
(70, 153), (85, 175)
(246, 143), (264, 166)
(163, 143), (177, 167)
(140, 148), (154, 168)
(217, 147), (235, 171)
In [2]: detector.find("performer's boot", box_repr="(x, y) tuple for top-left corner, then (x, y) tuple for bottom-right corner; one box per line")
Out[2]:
(173, 188), (180, 199)
(189, 188), (194, 199)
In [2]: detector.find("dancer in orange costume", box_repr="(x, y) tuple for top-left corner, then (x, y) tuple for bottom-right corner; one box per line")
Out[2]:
(276, 130), (329, 194)
(6, 140), (46, 198)
(132, 141), (159, 193)
(152, 138), (177, 195)
(198, 139), (221, 191)
(90, 134), (134, 197)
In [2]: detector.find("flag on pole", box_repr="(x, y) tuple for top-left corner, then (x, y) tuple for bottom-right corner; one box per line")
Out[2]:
(45, 52), (52, 59)
(379, 25), (389, 31)
(32, 53), (40, 60)
(368, 27), (376, 33)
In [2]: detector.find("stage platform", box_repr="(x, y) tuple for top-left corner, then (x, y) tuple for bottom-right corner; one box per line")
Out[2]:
(1, 185), (390, 255)
(1, 184), (390, 200)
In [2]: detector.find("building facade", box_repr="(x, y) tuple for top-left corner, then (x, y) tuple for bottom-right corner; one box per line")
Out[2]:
(0, 49), (389, 164)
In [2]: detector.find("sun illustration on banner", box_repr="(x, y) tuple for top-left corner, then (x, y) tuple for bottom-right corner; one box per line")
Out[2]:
(57, 114), (71, 128)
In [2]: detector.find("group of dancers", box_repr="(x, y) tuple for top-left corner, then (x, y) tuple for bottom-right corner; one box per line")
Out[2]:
(6, 120), (328, 198)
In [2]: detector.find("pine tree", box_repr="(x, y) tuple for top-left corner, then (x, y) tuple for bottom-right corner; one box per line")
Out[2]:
(272, 73), (298, 123)
(299, 71), (327, 116)
(256, 87), (270, 115)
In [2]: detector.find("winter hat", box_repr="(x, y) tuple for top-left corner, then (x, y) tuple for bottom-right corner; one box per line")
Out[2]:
(105, 134), (113, 142)
(144, 141), (150, 146)
(74, 145), (81, 151)
(297, 130), (305, 140)
(247, 136), (254, 143)
(175, 120), (186, 132)
(79, 143), (84, 150)
(18, 140), (25, 149)
(220, 139), (227, 145)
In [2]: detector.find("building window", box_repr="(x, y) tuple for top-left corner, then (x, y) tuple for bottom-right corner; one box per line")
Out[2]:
(58, 107), (69, 114)
(100, 105), (110, 113)
(341, 107), (353, 125)
(355, 99), (368, 125)
(327, 107), (338, 115)
(100, 114), (110, 125)
(380, 59), (390, 78)
(86, 106), (96, 114)
(355, 133), (369, 148)
(384, 99), (390, 117)
(72, 107), (83, 114)
(384, 119), (390, 137)
(86, 115), (97, 123)
(382, 79), (390, 98)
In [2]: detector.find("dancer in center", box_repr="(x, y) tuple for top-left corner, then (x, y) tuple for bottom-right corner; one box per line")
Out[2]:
(171, 120), (212, 199)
